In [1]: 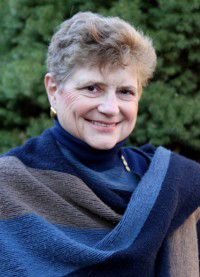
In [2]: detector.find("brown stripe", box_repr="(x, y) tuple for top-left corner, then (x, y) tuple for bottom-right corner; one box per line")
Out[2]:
(0, 156), (121, 229)
(168, 208), (199, 277)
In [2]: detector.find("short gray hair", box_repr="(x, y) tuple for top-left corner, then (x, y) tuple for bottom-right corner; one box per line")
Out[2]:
(47, 12), (157, 90)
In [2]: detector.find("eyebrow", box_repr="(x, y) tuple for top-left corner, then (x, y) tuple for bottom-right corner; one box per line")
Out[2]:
(119, 85), (137, 91)
(76, 80), (137, 91)
(76, 80), (106, 87)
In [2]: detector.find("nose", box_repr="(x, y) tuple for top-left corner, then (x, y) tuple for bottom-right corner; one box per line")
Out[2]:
(97, 93), (119, 116)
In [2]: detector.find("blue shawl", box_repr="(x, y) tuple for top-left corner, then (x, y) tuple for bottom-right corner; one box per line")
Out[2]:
(0, 128), (199, 277)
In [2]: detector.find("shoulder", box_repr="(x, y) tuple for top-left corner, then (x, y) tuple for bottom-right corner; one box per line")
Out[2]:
(1, 128), (53, 157)
(163, 149), (200, 194)
(166, 150), (200, 197)
(0, 128), (64, 172)
(123, 144), (200, 191)
(122, 143), (156, 159)
(123, 143), (200, 173)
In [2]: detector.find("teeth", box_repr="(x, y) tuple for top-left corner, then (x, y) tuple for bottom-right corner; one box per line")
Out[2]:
(91, 121), (115, 127)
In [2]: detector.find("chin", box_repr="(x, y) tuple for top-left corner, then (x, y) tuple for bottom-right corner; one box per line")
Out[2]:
(90, 141), (117, 150)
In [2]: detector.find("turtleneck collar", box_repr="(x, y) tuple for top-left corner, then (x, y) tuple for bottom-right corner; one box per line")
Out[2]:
(50, 119), (128, 170)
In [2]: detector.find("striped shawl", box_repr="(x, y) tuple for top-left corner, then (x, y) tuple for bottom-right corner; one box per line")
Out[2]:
(0, 129), (199, 277)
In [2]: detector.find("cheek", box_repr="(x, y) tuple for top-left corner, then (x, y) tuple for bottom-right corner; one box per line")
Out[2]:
(59, 91), (82, 112)
(124, 101), (138, 122)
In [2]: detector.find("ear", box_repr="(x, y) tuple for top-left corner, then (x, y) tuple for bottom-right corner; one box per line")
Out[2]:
(44, 73), (59, 108)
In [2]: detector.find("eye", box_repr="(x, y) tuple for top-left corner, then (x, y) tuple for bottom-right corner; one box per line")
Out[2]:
(80, 84), (101, 98)
(120, 89), (133, 95)
(118, 88), (136, 100)
(86, 85), (98, 92)
(119, 89), (135, 98)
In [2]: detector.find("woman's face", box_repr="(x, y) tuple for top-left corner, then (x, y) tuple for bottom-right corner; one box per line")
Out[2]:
(45, 64), (139, 150)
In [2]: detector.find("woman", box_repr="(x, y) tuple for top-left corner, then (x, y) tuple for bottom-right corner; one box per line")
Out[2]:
(0, 12), (199, 277)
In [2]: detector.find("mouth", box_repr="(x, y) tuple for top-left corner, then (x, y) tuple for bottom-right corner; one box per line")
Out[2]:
(90, 120), (117, 127)
(85, 119), (119, 129)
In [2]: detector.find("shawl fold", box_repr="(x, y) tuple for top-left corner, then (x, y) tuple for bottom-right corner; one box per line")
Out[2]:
(0, 129), (199, 277)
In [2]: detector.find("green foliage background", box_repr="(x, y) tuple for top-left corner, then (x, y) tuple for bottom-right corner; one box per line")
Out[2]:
(0, 0), (199, 161)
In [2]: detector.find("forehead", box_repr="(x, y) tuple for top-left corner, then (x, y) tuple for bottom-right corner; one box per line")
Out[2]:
(67, 64), (138, 87)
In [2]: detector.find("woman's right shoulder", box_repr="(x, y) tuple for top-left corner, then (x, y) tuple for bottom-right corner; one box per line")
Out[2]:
(0, 128), (68, 174)
(0, 128), (54, 170)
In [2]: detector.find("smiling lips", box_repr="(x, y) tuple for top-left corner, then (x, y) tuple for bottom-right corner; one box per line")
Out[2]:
(87, 120), (118, 127)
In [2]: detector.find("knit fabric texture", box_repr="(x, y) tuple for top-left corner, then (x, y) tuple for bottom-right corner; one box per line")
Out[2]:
(0, 128), (199, 277)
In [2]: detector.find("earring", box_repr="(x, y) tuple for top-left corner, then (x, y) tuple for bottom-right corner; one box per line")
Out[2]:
(50, 106), (57, 119)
